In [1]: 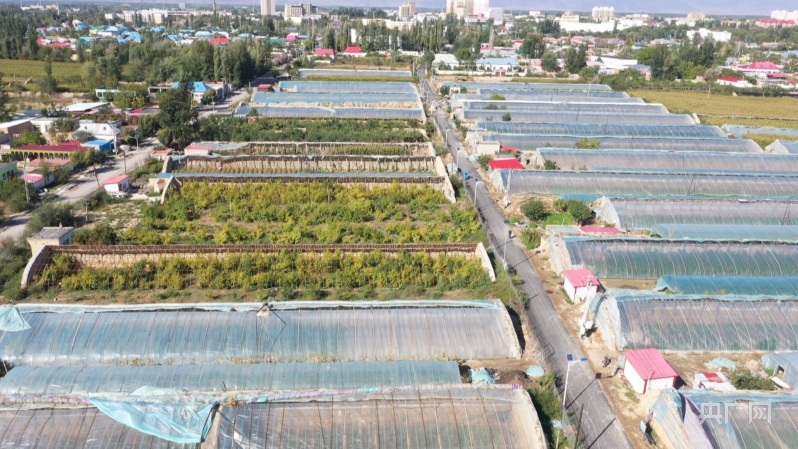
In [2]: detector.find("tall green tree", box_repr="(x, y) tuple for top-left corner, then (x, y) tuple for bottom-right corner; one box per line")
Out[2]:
(39, 55), (58, 94)
(541, 52), (558, 72)
(0, 73), (13, 122)
(157, 83), (198, 150)
(563, 45), (587, 74)
(520, 35), (546, 59)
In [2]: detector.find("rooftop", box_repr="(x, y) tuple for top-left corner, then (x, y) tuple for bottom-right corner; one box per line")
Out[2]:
(0, 118), (31, 128)
(488, 158), (524, 170)
(103, 175), (129, 185)
(563, 268), (601, 288)
(623, 348), (678, 379)
(63, 102), (109, 112)
(30, 226), (73, 240)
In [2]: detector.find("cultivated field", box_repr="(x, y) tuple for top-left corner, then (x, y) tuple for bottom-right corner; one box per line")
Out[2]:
(630, 89), (798, 128)
(0, 58), (83, 82)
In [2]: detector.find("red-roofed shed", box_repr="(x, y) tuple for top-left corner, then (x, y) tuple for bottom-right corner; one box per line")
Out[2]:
(488, 158), (524, 171)
(209, 37), (230, 45)
(581, 226), (623, 235)
(314, 48), (335, 57)
(562, 268), (601, 303)
(103, 175), (130, 194)
(622, 348), (678, 394)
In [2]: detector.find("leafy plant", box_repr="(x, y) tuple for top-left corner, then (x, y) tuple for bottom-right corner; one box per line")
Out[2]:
(521, 200), (546, 221)
(575, 138), (601, 149)
(519, 229), (542, 249)
(543, 160), (559, 170)
(730, 369), (773, 391)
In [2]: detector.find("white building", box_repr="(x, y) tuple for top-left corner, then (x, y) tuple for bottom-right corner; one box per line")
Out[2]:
(27, 227), (74, 255)
(260, 0), (275, 16)
(562, 268), (601, 303)
(472, 0), (488, 17)
(772, 10), (798, 21)
(622, 349), (678, 395)
(591, 6), (615, 22)
(687, 11), (706, 21)
(686, 28), (731, 43)
(595, 56), (638, 70)
(433, 53), (460, 68)
(487, 8), (503, 21)
(102, 175), (130, 195)
(560, 20), (616, 33)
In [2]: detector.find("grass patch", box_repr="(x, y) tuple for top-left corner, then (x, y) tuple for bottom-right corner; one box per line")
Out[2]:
(629, 89), (798, 121)
(527, 373), (569, 449)
(544, 212), (575, 227)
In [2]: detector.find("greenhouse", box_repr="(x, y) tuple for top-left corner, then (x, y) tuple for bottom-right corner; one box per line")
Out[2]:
(769, 140), (798, 154)
(656, 275), (798, 296)
(480, 134), (761, 152)
(443, 81), (612, 91)
(0, 406), (195, 449)
(652, 389), (798, 449)
(0, 361), (461, 395)
(251, 91), (420, 104)
(651, 224), (798, 242)
(461, 89), (629, 98)
(597, 198), (798, 230)
(462, 111), (694, 125)
(537, 149), (798, 172)
(235, 106), (425, 120)
(588, 289), (798, 351)
(279, 81), (418, 94)
(552, 236), (798, 279)
(298, 69), (412, 77)
(761, 352), (798, 388)
(0, 301), (521, 367)
(493, 170), (798, 198)
(461, 100), (666, 113)
(216, 385), (545, 449)
(476, 121), (725, 138)
(453, 95), (644, 105)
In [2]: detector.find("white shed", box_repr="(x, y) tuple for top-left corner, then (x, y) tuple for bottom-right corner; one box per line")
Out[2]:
(103, 175), (130, 194)
(563, 268), (601, 303)
(622, 348), (678, 394)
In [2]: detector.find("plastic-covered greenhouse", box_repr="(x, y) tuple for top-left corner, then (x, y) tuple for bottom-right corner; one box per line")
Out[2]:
(588, 289), (798, 351)
(453, 95), (644, 104)
(761, 352), (798, 387)
(278, 81), (418, 94)
(0, 406), (195, 449)
(656, 275), (798, 296)
(553, 236), (798, 279)
(0, 301), (521, 366)
(598, 198), (798, 230)
(462, 88), (629, 98)
(537, 149), (798, 172)
(652, 389), (798, 449)
(0, 361), (461, 395)
(235, 106), (425, 120)
(651, 224), (798, 242)
(298, 69), (412, 77)
(476, 121), (725, 138)
(462, 100), (663, 112)
(251, 92), (420, 104)
(770, 140), (798, 154)
(443, 81), (612, 91)
(463, 111), (694, 125)
(480, 134), (761, 152)
(493, 170), (798, 198)
(216, 385), (545, 449)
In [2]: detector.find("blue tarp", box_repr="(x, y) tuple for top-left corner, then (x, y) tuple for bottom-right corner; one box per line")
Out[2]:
(0, 306), (30, 331)
(470, 368), (495, 385)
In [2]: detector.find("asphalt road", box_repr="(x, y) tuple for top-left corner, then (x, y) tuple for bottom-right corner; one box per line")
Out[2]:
(418, 68), (634, 449)
(0, 147), (153, 242)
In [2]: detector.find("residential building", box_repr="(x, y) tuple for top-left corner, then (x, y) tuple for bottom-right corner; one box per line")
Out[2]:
(560, 20), (616, 33)
(447, 0), (472, 18)
(11, 141), (89, 160)
(0, 119), (33, 145)
(733, 61), (783, 78)
(0, 162), (17, 182)
(756, 18), (796, 28)
(716, 76), (752, 88)
(77, 121), (122, 143)
(687, 11), (706, 21)
(686, 28), (732, 42)
(772, 10), (798, 21)
(342, 46), (366, 57)
(20, 172), (54, 190)
(475, 57), (520, 74)
(433, 53), (460, 68)
(260, 0), (276, 16)
(284, 2), (317, 17)
(472, 0), (488, 17)
(487, 8), (503, 21)
(562, 268), (602, 303)
(398, 2), (415, 19)
(591, 6), (615, 22)
(622, 348), (678, 394)
(103, 175), (130, 195)
(27, 227), (74, 255)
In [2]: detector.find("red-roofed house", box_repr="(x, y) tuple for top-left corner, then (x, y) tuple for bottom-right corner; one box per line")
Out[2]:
(20, 173), (53, 190)
(103, 175), (130, 194)
(622, 348), (678, 394)
(342, 46), (367, 57)
(716, 76), (752, 88)
(29, 158), (74, 172)
(209, 37), (230, 45)
(487, 158), (524, 171)
(184, 144), (213, 156)
(562, 268), (602, 303)
(314, 48), (335, 58)
(11, 141), (89, 159)
(735, 61), (783, 78)
(755, 18), (796, 28)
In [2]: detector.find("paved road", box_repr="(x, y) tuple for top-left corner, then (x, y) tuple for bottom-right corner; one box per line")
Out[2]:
(0, 148), (153, 242)
(418, 68), (634, 449)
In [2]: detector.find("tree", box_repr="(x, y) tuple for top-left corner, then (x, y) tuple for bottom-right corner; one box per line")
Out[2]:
(158, 83), (199, 150)
(730, 369), (772, 390)
(136, 114), (160, 138)
(454, 47), (472, 62)
(521, 200), (546, 221)
(520, 35), (546, 59)
(564, 45), (587, 74)
(112, 85), (149, 109)
(541, 52), (558, 72)
(476, 154), (493, 169)
(554, 199), (593, 225)
(0, 72), (13, 122)
(636, 46), (677, 80)
(72, 130), (95, 142)
(543, 160), (559, 170)
(74, 222), (118, 245)
(489, 93), (505, 100)
(39, 56), (58, 95)
(25, 203), (75, 237)
(501, 113), (511, 121)
(576, 138), (601, 149)
(11, 130), (46, 146)
(539, 19), (560, 34)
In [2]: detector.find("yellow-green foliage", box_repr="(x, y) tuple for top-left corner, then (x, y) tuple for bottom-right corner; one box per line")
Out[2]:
(629, 90), (798, 128)
(42, 251), (491, 291)
(1, 59), (83, 83)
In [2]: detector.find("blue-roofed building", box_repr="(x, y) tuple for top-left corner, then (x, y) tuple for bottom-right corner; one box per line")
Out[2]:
(75, 24), (89, 30)
(83, 140), (114, 152)
(172, 82), (223, 103)
(475, 58), (520, 74)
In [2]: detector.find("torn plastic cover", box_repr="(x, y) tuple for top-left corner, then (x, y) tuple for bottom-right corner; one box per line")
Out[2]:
(0, 306), (30, 332)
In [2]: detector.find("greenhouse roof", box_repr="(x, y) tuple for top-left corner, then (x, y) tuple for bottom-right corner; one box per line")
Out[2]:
(464, 111), (694, 125)
(651, 224), (798, 242)
(589, 290), (798, 351)
(0, 300), (521, 367)
(493, 170), (798, 198)
(770, 139), (798, 154)
(0, 361), (460, 396)
(454, 94), (644, 104)
(537, 149), (798, 172)
(216, 385), (545, 449)
(462, 100), (664, 112)
(442, 81), (612, 91)
(598, 197), (798, 230)
(251, 91), (420, 104)
(554, 237), (798, 279)
(279, 81), (418, 94)
(298, 69), (412, 77)
(235, 105), (424, 120)
(0, 406), (195, 449)
(652, 389), (798, 449)
(481, 134), (761, 152)
(762, 353), (798, 388)
(656, 275), (798, 296)
(476, 121), (725, 138)
(464, 88), (628, 98)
